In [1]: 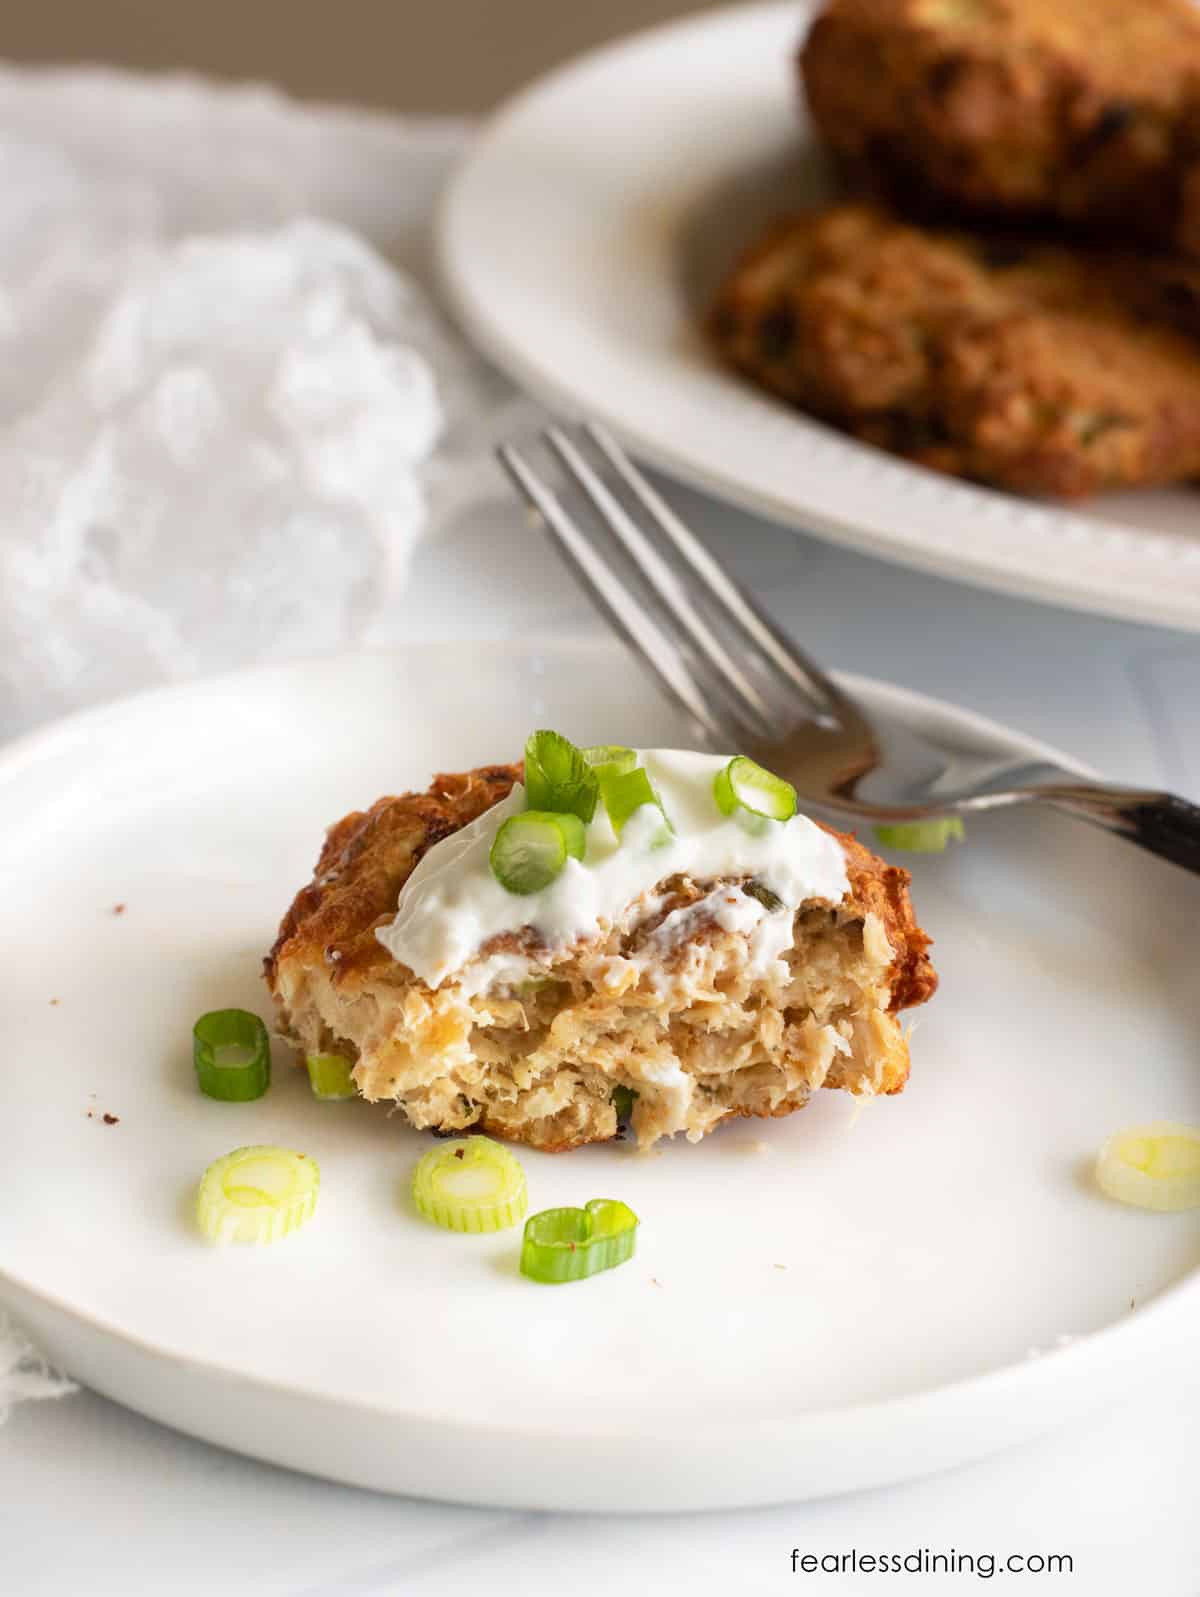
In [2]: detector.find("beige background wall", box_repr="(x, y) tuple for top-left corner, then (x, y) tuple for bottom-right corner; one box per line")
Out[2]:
(5, 1), (738, 112)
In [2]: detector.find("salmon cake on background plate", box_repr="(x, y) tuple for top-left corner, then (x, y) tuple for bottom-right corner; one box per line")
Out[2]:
(800, 0), (1200, 257)
(710, 202), (1200, 499)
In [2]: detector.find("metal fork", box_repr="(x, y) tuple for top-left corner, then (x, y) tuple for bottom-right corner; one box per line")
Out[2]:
(497, 423), (1200, 874)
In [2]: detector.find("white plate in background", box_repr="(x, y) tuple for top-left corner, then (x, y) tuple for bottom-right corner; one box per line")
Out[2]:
(439, 1), (1200, 632)
(1, 640), (1198, 1510)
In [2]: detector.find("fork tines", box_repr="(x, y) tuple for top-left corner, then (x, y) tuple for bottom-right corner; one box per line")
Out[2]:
(497, 422), (858, 749)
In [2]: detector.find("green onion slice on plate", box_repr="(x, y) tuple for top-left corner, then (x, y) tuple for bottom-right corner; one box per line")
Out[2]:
(193, 1009), (271, 1102)
(599, 766), (672, 842)
(412, 1136), (528, 1233)
(1096, 1122), (1200, 1212)
(195, 1145), (319, 1245)
(713, 756), (797, 823)
(305, 1053), (357, 1101)
(490, 810), (586, 894)
(520, 1198), (639, 1284)
(523, 730), (599, 822)
(873, 817), (965, 853)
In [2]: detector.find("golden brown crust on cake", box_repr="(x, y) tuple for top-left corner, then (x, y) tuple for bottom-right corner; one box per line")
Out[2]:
(264, 764), (520, 992)
(799, 0), (1200, 256)
(709, 202), (1200, 498)
(838, 830), (937, 1013)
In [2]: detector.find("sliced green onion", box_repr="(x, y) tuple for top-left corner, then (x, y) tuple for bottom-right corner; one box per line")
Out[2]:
(521, 1198), (639, 1284)
(412, 1136), (528, 1233)
(581, 745), (637, 777)
(713, 756), (797, 823)
(490, 810), (585, 894)
(193, 1009), (270, 1102)
(873, 817), (965, 853)
(305, 1052), (357, 1101)
(523, 730), (598, 822)
(744, 880), (784, 912)
(599, 766), (672, 842)
(1096, 1122), (1200, 1212)
(611, 1085), (636, 1123)
(195, 1145), (319, 1245)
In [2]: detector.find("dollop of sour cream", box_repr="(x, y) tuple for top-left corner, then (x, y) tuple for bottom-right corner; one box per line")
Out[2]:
(376, 750), (849, 993)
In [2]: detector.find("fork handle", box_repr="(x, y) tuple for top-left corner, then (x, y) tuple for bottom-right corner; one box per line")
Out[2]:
(1042, 785), (1200, 875)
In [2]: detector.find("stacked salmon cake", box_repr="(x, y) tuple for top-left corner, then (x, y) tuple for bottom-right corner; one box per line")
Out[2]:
(710, 0), (1200, 500)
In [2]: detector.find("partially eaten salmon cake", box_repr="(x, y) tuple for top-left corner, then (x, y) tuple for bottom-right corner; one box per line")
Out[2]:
(265, 748), (937, 1151)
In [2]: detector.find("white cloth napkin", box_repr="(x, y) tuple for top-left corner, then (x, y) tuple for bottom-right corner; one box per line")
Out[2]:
(0, 65), (535, 744)
(0, 65), (536, 1417)
(0, 1317), (76, 1424)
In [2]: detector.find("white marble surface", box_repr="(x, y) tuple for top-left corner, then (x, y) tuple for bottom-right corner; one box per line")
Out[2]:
(5, 481), (1200, 1594)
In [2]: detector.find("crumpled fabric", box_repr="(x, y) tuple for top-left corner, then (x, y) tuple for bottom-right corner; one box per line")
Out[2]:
(0, 1315), (76, 1423)
(0, 66), (537, 742)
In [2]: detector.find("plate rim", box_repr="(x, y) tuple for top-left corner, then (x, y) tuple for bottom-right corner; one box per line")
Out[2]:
(436, 0), (1200, 635)
(3, 636), (1195, 1455)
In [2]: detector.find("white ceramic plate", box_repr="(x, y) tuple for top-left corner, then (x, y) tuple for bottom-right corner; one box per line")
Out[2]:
(439, 0), (1200, 633)
(3, 640), (1198, 1511)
